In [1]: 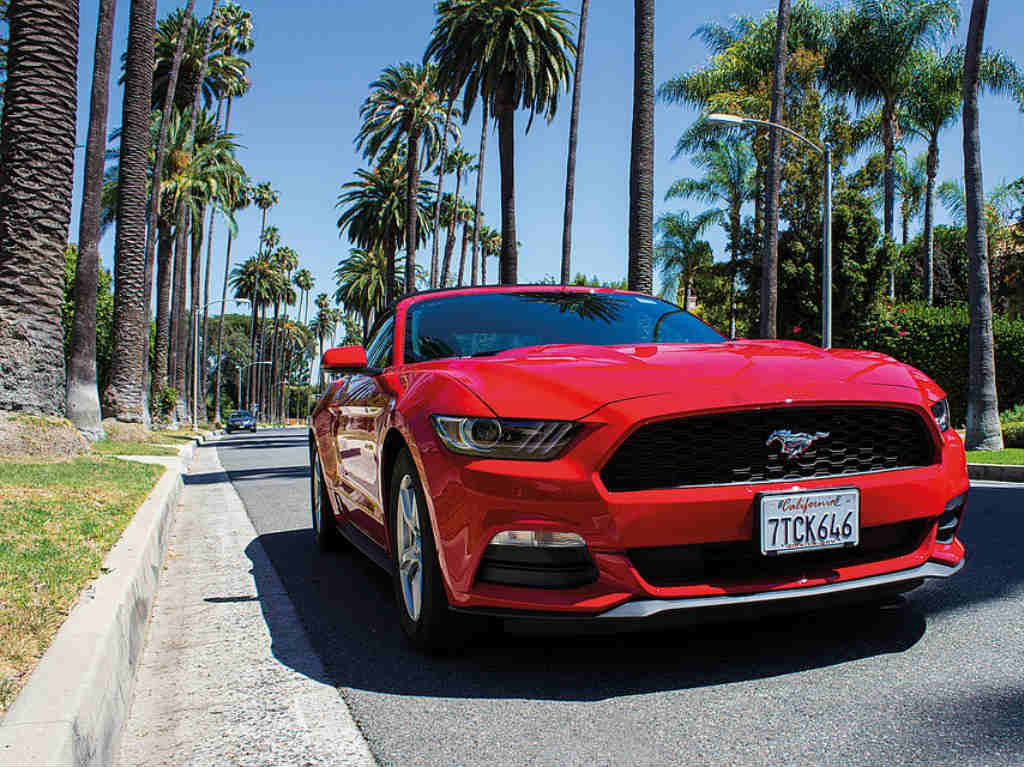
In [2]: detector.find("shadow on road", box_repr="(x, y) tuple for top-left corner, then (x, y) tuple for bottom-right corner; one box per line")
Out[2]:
(244, 527), (930, 703)
(223, 430), (1021, 706)
(186, 465), (310, 485)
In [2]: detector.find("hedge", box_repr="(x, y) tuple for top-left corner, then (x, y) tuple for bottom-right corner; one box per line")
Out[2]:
(853, 302), (1024, 428)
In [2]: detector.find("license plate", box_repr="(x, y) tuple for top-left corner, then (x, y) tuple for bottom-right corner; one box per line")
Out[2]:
(759, 489), (860, 555)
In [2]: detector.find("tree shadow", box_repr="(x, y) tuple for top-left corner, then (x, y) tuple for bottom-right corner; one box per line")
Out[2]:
(185, 465), (310, 485)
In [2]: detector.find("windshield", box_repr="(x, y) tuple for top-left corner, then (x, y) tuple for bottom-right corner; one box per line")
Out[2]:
(404, 291), (725, 363)
(231, 411), (251, 419)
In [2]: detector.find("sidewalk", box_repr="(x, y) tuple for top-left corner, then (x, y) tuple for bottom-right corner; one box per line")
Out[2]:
(118, 439), (373, 766)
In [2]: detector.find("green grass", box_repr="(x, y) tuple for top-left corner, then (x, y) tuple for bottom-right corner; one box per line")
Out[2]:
(966, 448), (1024, 466)
(91, 440), (179, 457)
(0, 457), (165, 714)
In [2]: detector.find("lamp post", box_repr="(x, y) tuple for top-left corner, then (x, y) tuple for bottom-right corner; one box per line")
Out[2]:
(705, 113), (833, 349)
(193, 299), (249, 428)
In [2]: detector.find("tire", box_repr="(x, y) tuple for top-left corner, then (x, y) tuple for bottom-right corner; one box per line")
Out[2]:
(388, 449), (466, 652)
(311, 448), (341, 552)
(251, 425), (257, 432)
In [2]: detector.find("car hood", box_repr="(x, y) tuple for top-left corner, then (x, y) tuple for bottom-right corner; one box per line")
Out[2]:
(423, 341), (937, 421)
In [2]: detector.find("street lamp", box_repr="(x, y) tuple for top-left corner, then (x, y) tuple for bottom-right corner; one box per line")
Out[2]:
(193, 298), (249, 428)
(705, 113), (834, 349)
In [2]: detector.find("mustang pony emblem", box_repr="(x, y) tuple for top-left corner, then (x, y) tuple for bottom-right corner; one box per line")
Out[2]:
(766, 430), (831, 459)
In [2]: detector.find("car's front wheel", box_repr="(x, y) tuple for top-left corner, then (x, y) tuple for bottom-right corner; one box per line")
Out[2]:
(310, 449), (340, 552)
(389, 449), (466, 652)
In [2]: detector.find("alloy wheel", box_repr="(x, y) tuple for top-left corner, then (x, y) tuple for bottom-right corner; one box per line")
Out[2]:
(396, 474), (422, 621)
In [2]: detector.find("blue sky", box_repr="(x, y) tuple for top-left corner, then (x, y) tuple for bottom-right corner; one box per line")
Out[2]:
(71, 0), (1024, 315)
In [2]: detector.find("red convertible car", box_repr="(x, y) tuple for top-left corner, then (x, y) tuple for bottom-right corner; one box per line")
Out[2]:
(309, 285), (967, 650)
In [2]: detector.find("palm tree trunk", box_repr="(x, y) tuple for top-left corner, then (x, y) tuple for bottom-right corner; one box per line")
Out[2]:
(152, 198), (175, 398)
(627, 0), (654, 294)
(430, 97), (454, 289)
(247, 301), (258, 411)
(561, 0), (590, 285)
(457, 218), (470, 287)
(142, 0), (193, 419)
(683, 279), (691, 312)
(168, 200), (187, 386)
(213, 228), (234, 421)
(759, 0), (789, 339)
(405, 129), (421, 294)
(441, 171), (463, 287)
(172, 202), (190, 421)
(729, 205), (741, 340)
(385, 237), (397, 304)
(67, 0), (116, 439)
(962, 0), (1001, 450)
(471, 102), (488, 287)
(497, 75), (519, 285)
(189, 206), (203, 421)
(882, 102), (897, 299)
(268, 300), (280, 422)
(103, 0), (155, 423)
(200, 95), (227, 422)
(924, 138), (938, 305)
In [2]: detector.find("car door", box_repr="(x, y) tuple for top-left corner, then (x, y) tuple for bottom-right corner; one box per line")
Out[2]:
(332, 316), (395, 545)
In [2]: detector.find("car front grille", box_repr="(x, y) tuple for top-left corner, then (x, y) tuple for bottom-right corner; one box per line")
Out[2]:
(628, 518), (934, 587)
(600, 406), (937, 492)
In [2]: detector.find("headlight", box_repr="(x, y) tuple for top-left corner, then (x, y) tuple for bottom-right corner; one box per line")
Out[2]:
(431, 416), (579, 460)
(931, 398), (950, 432)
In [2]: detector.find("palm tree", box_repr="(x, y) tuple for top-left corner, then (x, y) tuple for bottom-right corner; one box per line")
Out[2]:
(356, 62), (450, 294)
(666, 138), (756, 338)
(760, 0), (790, 339)
(426, 0), (576, 284)
(904, 46), (1022, 304)
(152, 5), (249, 112)
(478, 224), (501, 285)
(293, 268), (314, 323)
(213, 182), (250, 422)
(962, 0), (1001, 450)
(628, 0), (655, 294)
(824, 0), (960, 298)
(104, 0), (157, 423)
(561, 0), (590, 285)
(67, 0), (117, 439)
(230, 255), (279, 412)
(253, 181), (279, 253)
(335, 248), (398, 341)
(142, 0), (193, 414)
(310, 293), (336, 382)
(0, 0), (78, 416)
(438, 148), (475, 286)
(655, 211), (717, 310)
(336, 157), (433, 304)
(456, 199), (476, 286)
(939, 179), (1024, 265)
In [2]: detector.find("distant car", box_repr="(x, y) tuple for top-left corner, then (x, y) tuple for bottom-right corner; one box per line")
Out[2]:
(226, 410), (256, 433)
(309, 285), (968, 651)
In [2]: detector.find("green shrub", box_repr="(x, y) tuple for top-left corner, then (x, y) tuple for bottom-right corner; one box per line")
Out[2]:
(1004, 422), (1024, 449)
(852, 302), (1024, 427)
(154, 387), (177, 420)
(1000, 403), (1024, 424)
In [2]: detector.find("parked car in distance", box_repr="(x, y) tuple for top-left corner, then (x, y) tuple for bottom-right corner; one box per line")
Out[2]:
(226, 410), (257, 433)
(309, 285), (968, 651)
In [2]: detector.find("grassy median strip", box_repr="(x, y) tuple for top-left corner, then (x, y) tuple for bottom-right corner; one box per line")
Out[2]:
(91, 440), (179, 457)
(0, 457), (166, 714)
(966, 448), (1024, 466)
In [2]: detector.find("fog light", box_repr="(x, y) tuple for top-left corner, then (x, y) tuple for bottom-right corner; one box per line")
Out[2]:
(936, 491), (967, 544)
(489, 530), (586, 548)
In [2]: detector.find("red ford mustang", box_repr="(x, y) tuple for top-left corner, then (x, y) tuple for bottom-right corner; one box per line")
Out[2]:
(309, 285), (968, 650)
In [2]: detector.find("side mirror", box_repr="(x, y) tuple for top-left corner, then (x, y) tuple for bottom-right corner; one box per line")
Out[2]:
(321, 345), (368, 373)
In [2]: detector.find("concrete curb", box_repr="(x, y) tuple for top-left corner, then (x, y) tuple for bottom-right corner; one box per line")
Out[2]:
(0, 433), (211, 766)
(968, 463), (1024, 482)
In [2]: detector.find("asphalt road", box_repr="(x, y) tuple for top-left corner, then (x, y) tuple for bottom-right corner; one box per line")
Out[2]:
(217, 427), (1024, 767)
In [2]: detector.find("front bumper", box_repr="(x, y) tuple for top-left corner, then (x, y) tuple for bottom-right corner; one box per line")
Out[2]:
(410, 398), (969, 617)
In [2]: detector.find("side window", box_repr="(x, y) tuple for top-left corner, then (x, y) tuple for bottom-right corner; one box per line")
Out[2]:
(365, 316), (395, 369)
